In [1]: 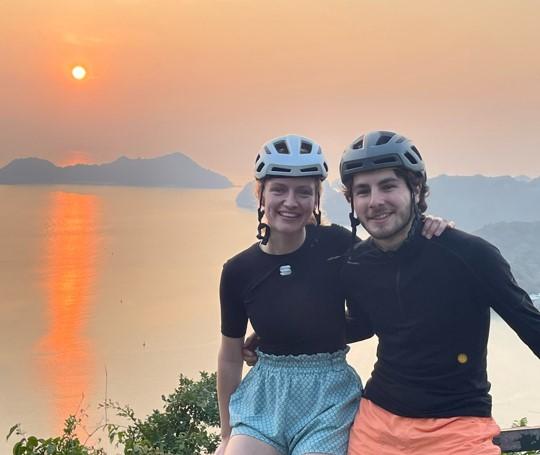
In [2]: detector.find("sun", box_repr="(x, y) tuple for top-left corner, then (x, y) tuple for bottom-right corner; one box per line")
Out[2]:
(71, 65), (87, 80)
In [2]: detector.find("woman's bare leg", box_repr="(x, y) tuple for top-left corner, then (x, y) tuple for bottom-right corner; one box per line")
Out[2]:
(225, 434), (281, 455)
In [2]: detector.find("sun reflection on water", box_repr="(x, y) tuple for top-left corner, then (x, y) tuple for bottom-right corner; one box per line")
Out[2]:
(35, 191), (101, 433)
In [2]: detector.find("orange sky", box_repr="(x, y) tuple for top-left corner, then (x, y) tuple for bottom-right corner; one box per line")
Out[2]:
(1, 0), (539, 183)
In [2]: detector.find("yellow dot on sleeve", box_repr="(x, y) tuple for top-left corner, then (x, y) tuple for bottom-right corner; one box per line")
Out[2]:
(457, 353), (468, 364)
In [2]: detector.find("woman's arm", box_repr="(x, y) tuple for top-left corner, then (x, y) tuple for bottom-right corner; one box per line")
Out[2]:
(216, 335), (244, 453)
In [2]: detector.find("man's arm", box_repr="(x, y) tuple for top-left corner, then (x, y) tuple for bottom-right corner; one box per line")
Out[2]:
(345, 296), (375, 343)
(470, 237), (540, 358)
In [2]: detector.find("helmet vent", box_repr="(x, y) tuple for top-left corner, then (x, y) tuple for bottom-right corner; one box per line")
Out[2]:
(264, 146), (272, 155)
(376, 134), (394, 145)
(404, 152), (418, 165)
(256, 162), (265, 173)
(410, 145), (423, 159)
(395, 136), (405, 143)
(323, 162), (328, 172)
(346, 161), (364, 171)
(301, 167), (318, 173)
(373, 156), (399, 165)
(255, 154), (260, 163)
(300, 141), (313, 154)
(271, 166), (291, 173)
(274, 141), (290, 154)
(352, 137), (364, 150)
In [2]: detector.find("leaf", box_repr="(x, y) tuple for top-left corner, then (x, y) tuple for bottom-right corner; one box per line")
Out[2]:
(12, 441), (25, 455)
(6, 424), (19, 441)
(26, 436), (38, 448)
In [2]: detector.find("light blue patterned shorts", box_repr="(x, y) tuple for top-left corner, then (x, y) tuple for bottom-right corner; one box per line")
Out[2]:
(229, 348), (362, 455)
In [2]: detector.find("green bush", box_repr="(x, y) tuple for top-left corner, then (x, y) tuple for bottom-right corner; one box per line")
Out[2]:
(105, 372), (220, 454)
(7, 372), (220, 455)
(7, 414), (105, 455)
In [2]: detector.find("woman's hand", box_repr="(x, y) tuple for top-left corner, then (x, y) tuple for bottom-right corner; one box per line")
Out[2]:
(422, 215), (456, 239)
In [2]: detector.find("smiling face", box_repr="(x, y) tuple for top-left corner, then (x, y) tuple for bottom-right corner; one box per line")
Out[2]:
(351, 168), (417, 251)
(262, 177), (317, 236)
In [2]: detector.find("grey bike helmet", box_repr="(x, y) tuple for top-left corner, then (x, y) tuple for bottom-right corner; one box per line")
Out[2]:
(340, 130), (426, 242)
(340, 130), (425, 184)
(255, 134), (328, 181)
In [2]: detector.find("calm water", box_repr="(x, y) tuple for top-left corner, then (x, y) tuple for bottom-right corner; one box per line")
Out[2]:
(1, 185), (539, 452)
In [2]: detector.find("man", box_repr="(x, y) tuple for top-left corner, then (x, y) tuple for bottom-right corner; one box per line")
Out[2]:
(340, 130), (540, 455)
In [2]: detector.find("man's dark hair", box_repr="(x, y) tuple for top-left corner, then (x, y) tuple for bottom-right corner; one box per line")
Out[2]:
(342, 168), (430, 213)
(393, 168), (429, 213)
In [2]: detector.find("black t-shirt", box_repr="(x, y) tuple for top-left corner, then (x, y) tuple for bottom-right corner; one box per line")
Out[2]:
(220, 224), (352, 355)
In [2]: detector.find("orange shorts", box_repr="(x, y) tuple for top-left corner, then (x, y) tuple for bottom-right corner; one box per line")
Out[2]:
(348, 398), (501, 455)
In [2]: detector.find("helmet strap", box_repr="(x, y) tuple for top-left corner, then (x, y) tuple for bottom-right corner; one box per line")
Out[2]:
(405, 181), (421, 225)
(395, 182), (422, 249)
(256, 183), (271, 245)
(349, 197), (360, 243)
(313, 191), (321, 226)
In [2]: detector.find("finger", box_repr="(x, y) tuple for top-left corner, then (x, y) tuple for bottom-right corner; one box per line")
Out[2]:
(243, 335), (254, 348)
(245, 357), (257, 366)
(434, 221), (448, 237)
(242, 350), (257, 364)
(243, 332), (259, 350)
(422, 218), (434, 238)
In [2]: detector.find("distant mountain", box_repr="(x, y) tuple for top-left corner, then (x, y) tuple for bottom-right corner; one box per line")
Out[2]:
(532, 294), (540, 310)
(474, 221), (540, 295)
(236, 181), (257, 210)
(0, 153), (232, 188)
(428, 175), (540, 231)
(322, 180), (351, 226)
(514, 175), (532, 183)
(236, 175), (540, 231)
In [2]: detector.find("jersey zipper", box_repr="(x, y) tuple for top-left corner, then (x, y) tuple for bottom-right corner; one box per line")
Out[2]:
(396, 263), (403, 316)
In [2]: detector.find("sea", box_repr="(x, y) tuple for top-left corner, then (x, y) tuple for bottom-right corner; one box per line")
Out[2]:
(0, 184), (538, 453)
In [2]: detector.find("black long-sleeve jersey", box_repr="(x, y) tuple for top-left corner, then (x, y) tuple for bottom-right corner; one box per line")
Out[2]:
(342, 223), (540, 418)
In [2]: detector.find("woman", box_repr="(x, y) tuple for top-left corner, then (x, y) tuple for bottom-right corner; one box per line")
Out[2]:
(216, 134), (448, 455)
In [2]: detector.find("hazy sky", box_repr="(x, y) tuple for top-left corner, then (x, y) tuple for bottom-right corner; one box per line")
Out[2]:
(1, 0), (539, 183)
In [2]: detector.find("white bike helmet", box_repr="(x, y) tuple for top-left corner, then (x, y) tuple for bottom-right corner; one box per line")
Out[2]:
(340, 130), (425, 184)
(255, 134), (328, 181)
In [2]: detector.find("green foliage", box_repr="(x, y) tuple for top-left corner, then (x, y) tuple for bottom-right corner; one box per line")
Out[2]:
(104, 372), (220, 454)
(514, 417), (530, 428)
(7, 414), (105, 455)
(7, 372), (219, 455)
(501, 417), (540, 455)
